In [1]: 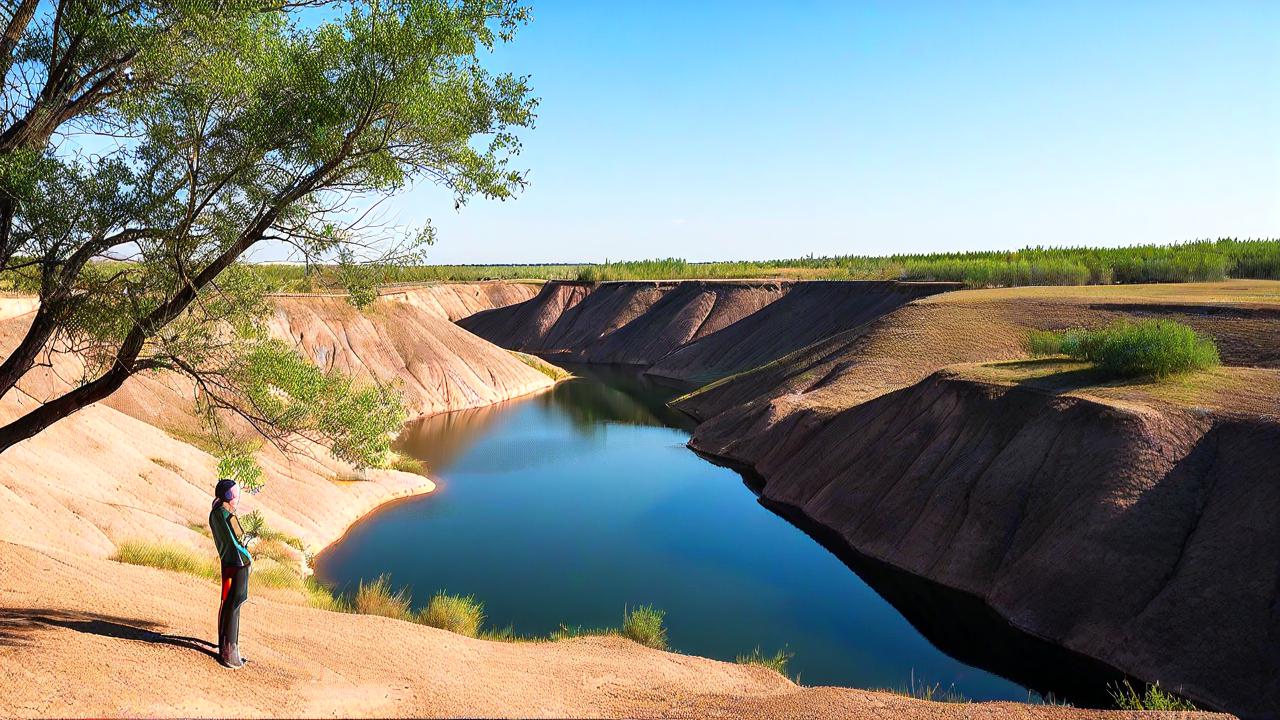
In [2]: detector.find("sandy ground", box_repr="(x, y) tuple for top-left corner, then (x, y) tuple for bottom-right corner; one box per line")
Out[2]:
(0, 541), (1227, 719)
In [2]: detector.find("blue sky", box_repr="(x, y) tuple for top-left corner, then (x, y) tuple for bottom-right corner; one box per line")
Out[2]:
(366, 1), (1278, 263)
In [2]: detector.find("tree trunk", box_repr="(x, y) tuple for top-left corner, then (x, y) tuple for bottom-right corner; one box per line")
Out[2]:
(0, 359), (133, 454)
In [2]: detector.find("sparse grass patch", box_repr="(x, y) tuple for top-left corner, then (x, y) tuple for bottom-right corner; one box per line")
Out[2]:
(353, 574), (413, 619)
(1025, 320), (1220, 379)
(1109, 680), (1198, 711)
(736, 646), (794, 677)
(510, 350), (572, 381)
(547, 624), (617, 641)
(304, 576), (350, 612)
(250, 560), (307, 592)
(112, 539), (218, 579)
(417, 591), (485, 637)
(878, 673), (969, 704)
(621, 605), (668, 650)
(150, 457), (185, 474)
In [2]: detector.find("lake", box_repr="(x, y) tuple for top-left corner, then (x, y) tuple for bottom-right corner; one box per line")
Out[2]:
(315, 364), (1037, 700)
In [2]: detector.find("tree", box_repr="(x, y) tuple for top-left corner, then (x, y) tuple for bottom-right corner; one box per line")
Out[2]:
(0, 0), (535, 476)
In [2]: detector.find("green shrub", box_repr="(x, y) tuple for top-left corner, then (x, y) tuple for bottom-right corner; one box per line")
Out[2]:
(112, 539), (219, 579)
(1025, 320), (1219, 378)
(417, 591), (485, 637)
(353, 574), (413, 619)
(1109, 680), (1198, 711)
(1025, 330), (1065, 356)
(736, 646), (793, 676)
(621, 605), (668, 650)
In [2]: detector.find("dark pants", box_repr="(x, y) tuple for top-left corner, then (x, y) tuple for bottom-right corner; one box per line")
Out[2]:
(218, 564), (249, 653)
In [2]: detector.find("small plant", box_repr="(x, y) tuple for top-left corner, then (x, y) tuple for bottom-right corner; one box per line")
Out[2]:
(878, 671), (968, 704)
(736, 646), (794, 677)
(1109, 680), (1198, 711)
(385, 451), (425, 474)
(621, 605), (668, 651)
(417, 591), (486, 637)
(353, 574), (413, 620)
(239, 509), (267, 541)
(1025, 320), (1220, 379)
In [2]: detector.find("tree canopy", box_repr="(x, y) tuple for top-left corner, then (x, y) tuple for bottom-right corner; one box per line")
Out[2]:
(0, 0), (536, 482)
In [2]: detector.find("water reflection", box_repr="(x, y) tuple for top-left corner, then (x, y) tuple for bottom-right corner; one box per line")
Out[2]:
(321, 363), (1037, 702)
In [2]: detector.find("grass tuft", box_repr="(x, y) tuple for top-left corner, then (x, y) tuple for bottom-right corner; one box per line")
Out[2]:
(1025, 320), (1220, 379)
(621, 605), (668, 650)
(417, 591), (486, 637)
(736, 646), (794, 677)
(353, 574), (413, 619)
(1109, 680), (1198, 711)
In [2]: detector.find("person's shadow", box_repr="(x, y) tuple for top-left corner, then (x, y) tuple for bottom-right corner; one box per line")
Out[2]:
(0, 607), (219, 661)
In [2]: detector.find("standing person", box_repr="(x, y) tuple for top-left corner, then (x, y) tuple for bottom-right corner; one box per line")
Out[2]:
(209, 478), (252, 668)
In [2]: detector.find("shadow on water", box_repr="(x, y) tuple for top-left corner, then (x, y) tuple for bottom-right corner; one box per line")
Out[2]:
(695, 451), (1140, 709)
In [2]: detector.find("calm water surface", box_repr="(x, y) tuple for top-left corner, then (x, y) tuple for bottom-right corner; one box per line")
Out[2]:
(315, 365), (1029, 699)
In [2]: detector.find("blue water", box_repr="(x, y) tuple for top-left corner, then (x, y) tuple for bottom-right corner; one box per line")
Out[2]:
(315, 365), (1028, 699)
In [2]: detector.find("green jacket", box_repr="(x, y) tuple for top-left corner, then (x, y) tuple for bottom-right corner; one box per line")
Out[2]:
(209, 504), (252, 567)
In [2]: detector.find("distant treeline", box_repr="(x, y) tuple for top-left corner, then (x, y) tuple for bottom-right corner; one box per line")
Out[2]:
(249, 238), (1279, 290)
(6, 239), (1274, 296)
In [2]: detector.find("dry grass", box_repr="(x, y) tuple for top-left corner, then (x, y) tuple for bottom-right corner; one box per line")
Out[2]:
(353, 575), (413, 618)
(112, 540), (219, 579)
(959, 360), (1280, 416)
(417, 592), (485, 637)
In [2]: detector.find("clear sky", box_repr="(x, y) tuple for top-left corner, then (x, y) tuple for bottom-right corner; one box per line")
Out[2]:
(373, 1), (1280, 264)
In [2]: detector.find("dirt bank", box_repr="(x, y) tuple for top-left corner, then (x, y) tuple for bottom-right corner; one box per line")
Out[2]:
(671, 281), (1280, 718)
(706, 365), (1278, 716)
(459, 280), (960, 383)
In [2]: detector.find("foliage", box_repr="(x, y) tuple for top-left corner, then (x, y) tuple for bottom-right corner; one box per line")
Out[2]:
(0, 0), (537, 467)
(417, 591), (485, 637)
(736, 646), (794, 677)
(556, 239), (1280, 286)
(1025, 320), (1220, 379)
(239, 509), (267, 541)
(1109, 680), (1198, 711)
(621, 605), (668, 651)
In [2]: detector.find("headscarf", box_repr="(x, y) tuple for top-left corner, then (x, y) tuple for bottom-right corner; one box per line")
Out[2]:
(212, 478), (239, 510)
